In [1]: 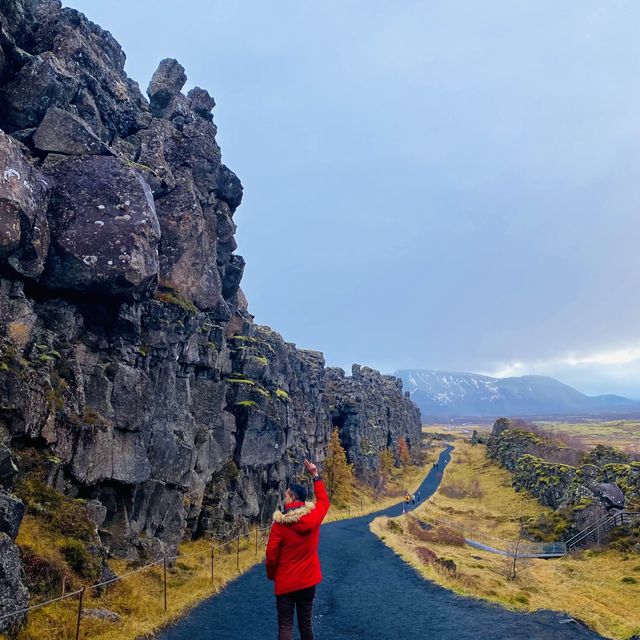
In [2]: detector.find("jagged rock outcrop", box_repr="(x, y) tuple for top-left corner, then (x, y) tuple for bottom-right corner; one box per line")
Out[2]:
(487, 419), (639, 538)
(0, 533), (29, 633)
(0, 490), (24, 539)
(0, 440), (27, 629)
(0, 0), (422, 587)
(324, 365), (422, 479)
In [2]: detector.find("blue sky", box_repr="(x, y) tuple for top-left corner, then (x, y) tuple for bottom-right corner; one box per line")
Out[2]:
(69, 1), (640, 397)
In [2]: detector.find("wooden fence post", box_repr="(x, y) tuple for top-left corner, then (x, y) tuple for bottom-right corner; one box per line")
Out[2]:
(75, 587), (86, 640)
(163, 557), (168, 612)
(255, 528), (259, 556)
(236, 536), (240, 572)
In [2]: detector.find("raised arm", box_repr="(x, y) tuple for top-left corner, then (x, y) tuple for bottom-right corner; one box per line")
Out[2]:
(304, 458), (330, 523)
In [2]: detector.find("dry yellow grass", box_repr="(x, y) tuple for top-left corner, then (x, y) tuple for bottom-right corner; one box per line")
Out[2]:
(371, 441), (640, 640)
(4, 448), (444, 640)
(10, 528), (270, 640)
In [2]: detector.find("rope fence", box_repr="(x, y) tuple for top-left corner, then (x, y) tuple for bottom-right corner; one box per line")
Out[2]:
(0, 526), (272, 638)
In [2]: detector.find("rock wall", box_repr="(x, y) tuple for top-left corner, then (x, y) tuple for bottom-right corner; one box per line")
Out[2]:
(0, 2), (422, 612)
(325, 365), (422, 479)
(486, 419), (639, 535)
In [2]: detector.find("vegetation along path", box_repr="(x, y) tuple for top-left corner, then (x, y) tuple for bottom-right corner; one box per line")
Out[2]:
(156, 446), (602, 640)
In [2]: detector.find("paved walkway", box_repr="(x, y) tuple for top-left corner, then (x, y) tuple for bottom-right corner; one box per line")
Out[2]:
(156, 446), (602, 639)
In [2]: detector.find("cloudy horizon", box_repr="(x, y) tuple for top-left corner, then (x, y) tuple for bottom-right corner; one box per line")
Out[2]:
(69, 1), (640, 399)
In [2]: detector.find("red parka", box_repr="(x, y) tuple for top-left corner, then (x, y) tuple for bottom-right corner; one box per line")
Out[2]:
(265, 479), (330, 595)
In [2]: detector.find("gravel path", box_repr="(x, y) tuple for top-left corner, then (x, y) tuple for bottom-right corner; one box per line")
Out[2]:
(156, 446), (603, 640)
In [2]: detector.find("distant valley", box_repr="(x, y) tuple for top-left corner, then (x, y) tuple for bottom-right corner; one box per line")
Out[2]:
(395, 369), (640, 419)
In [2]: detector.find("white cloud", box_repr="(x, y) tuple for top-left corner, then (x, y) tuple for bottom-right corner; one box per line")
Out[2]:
(481, 343), (640, 398)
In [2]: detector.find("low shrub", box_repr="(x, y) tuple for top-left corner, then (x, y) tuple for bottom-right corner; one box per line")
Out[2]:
(524, 511), (570, 542)
(386, 520), (403, 535)
(15, 476), (95, 541)
(154, 290), (198, 314)
(20, 545), (72, 598)
(60, 538), (101, 580)
(440, 478), (484, 499)
(440, 481), (468, 499)
(434, 557), (457, 575)
(416, 546), (437, 564)
(407, 519), (465, 546)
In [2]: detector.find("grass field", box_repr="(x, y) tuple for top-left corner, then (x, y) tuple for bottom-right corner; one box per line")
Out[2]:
(371, 441), (640, 640)
(532, 420), (640, 455)
(424, 420), (640, 456)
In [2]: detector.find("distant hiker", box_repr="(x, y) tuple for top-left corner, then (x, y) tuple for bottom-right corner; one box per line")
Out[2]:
(411, 494), (416, 506)
(416, 490), (421, 502)
(403, 492), (411, 512)
(266, 459), (330, 640)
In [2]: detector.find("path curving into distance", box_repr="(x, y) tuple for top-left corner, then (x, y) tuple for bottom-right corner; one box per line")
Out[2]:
(156, 446), (602, 640)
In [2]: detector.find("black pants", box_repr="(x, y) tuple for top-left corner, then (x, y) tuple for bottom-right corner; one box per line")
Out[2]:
(276, 585), (316, 640)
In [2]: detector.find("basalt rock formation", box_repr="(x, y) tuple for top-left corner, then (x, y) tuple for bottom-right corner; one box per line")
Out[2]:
(486, 419), (639, 541)
(0, 0), (421, 625)
(325, 365), (422, 480)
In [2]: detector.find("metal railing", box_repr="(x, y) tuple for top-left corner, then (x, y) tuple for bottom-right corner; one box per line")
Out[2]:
(566, 511), (640, 549)
(417, 516), (567, 558)
(0, 526), (272, 639)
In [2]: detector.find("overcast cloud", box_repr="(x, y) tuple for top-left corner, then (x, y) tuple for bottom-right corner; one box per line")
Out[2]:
(69, 1), (640, 397)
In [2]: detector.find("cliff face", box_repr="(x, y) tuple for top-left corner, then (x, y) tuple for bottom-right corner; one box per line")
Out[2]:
(486, 420), (639, 537)
(325, 365), (422, 479)
(0, 1), (422, 607)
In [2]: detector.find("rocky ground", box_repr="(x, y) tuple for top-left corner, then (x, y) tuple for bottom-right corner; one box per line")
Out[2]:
(0, 0), (422, 630)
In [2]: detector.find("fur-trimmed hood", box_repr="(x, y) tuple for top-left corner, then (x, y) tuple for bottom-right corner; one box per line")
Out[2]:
(273, 501), (316, 525)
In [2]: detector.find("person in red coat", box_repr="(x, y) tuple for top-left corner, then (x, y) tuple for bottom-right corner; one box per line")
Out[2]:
(266, 459), (330, 640)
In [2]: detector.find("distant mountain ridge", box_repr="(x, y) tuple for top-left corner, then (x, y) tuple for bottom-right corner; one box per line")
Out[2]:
(395, 369), (640, 418)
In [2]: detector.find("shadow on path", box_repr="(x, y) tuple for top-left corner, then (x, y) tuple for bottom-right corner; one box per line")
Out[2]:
(156, 445), (603, 640)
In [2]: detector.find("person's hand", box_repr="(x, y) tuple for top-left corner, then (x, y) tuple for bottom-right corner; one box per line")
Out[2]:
(304, 459), (318, 477)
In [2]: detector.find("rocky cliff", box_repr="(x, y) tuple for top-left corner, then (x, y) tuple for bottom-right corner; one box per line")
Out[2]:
(326, 365), (422, 480)
(486, 419), (640, 540)
(0, 0), (422, 626)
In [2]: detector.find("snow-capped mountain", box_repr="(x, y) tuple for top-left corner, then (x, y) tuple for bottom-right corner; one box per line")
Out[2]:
(395, 369), (640, 418)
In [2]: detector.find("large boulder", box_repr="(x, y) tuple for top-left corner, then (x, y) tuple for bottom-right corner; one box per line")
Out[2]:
(0, 446), (17, 490)
(216, 164), (243, 212)
(32, 106), (110, 155)
(155, 172), (223, 310)
(0, 490), (24, 540)
(187, 87), (216, 120)
(147, 58), (187, 116)
(491, 417), (511, 437)
(0, 533), (29, 634)
(591, 482), (626, 510)
(30, 5), (151, 139)
(0, 51), (78, 131)
(42, 155), (160, 296)
(0, 131), (50, 278)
